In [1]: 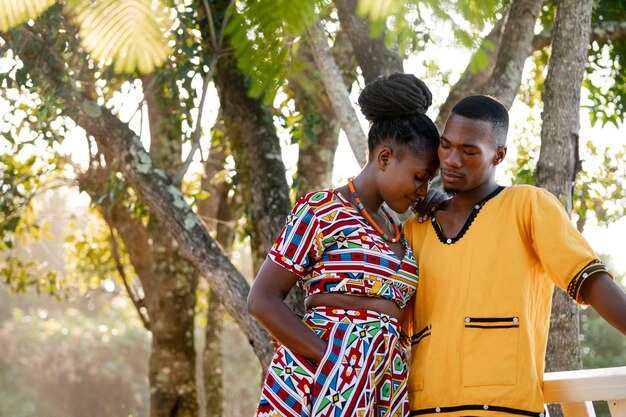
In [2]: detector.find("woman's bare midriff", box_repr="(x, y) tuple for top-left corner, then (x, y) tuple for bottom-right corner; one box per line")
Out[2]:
(305, 292), (404, 322)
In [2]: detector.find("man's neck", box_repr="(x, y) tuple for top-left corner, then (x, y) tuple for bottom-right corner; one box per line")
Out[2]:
(447, 180), (500, 214)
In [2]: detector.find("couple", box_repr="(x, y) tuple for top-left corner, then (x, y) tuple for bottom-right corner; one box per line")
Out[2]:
(247, 73), (626, 417)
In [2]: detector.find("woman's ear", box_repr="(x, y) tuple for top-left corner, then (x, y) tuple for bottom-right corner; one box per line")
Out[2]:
(377, 147), (392, 170)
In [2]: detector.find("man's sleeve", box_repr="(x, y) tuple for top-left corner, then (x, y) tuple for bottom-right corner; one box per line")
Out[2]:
(528, 188), (613, 304)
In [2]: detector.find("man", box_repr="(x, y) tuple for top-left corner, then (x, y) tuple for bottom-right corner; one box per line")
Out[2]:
(403, 95), (626, 417)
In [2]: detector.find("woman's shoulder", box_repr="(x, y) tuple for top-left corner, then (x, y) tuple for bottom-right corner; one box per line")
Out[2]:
(296, 189), (344, 210)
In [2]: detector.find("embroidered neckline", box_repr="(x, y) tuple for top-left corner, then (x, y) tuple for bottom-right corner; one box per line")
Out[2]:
(431, 186), (505, 245)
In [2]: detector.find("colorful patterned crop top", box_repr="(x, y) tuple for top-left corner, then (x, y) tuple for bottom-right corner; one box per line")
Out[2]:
(267, 189), (419, 308)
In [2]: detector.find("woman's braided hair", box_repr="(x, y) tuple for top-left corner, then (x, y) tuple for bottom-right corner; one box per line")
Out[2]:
(358, 73), (439, 160)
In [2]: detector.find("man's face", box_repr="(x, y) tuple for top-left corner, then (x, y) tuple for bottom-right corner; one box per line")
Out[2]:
(438, 114), (504, 194)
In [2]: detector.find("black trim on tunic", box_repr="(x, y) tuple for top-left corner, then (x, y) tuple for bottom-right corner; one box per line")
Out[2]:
(431, 186), (505, 245)
(410, 404), (545, 416)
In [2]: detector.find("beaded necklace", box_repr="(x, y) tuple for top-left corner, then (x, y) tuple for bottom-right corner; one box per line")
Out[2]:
(347, 177), (400, 243)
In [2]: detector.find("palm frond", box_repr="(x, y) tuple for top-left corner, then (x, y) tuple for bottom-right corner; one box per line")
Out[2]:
(0, 0), (56, 31)
(66, 0), (172, 74)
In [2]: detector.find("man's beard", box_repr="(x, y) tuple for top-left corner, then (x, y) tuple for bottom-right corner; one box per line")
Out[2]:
(443, 186), (458, 195)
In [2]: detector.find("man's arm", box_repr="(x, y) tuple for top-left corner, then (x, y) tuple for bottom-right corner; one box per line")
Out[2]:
(579, 272), (626, 335)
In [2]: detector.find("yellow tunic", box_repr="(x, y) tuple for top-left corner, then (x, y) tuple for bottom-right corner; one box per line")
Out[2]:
(404, 185), (611, 417)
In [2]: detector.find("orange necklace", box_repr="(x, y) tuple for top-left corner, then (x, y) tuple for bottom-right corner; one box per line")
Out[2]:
(347, 177), (400, 243)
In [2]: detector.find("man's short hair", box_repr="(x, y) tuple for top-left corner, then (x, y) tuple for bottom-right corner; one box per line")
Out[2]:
(450, 95), (509, 147)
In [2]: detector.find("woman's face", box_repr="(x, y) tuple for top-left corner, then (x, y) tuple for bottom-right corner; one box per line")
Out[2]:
(378, 145), (439, 213)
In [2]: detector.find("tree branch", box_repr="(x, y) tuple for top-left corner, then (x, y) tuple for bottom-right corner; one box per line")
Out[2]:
(305, 20), (367, 167)
(532, 20), (626, 51)
(4, 25), (275, 367)
(107, 223), (151, 330)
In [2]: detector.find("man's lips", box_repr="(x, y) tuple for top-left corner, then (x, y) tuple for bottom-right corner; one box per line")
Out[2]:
(441, 170), (463, 181)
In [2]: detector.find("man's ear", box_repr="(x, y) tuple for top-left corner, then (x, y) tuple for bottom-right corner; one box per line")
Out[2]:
(377, 147), (392, 170)
(494, 145), (507, 166)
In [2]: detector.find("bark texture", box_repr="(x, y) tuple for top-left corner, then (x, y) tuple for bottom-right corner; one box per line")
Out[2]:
(536, 1), (593, 415)
(214, 56), (291, 260)
(214, 54), (305, 314)
(334, 0), (403, 84)
(290, 39), (347, 197)
(306, 20), (367, 167)
(486, 0), (545, 109)
(195, 121), (236, 417)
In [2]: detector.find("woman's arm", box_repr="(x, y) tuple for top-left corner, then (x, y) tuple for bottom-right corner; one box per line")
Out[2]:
(579, 271), (626, 336)
(247, 260), (327, 362)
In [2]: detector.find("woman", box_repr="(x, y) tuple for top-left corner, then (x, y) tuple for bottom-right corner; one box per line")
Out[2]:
(248, 73), (440, 417)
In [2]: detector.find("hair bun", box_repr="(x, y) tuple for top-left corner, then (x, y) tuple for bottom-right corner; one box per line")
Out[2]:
(358, 73), (432, 122)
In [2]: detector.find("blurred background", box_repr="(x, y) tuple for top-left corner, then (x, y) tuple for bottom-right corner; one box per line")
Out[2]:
(1, 1), (625, 416)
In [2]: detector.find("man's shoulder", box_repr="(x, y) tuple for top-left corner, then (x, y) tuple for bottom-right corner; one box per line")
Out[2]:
(502, 184), (553, 202)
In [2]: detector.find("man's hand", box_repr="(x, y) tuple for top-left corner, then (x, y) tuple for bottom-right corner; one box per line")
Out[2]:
(412, 189), (449, 222)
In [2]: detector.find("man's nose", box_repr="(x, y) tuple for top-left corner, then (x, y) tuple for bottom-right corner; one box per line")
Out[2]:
(443, 150), (462, 168)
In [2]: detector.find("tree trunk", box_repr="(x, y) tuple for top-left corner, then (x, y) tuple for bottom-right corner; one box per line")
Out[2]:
(214, 54), (305, 315)
(333, 0), (403, 84)
(79, 163), (199, 417)
(145, 234), (199, 417)
(306, 20), (367, 167)
(196, 121), (238, 417)
(486, 0), (545, 109)
(289, 40), (345, 197)
(536, 1), (593, 416)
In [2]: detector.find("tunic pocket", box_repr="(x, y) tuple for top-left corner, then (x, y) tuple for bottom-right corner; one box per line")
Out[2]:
(461, 316), (519, 387)
(408, 324), (431, 392)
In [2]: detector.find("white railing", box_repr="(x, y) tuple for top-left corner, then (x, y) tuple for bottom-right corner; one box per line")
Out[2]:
(544, 366), (626, 417)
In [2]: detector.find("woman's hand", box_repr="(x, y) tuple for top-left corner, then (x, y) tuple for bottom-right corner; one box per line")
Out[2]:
(412, 189), (449, 222)
(248, 260), (328, 362)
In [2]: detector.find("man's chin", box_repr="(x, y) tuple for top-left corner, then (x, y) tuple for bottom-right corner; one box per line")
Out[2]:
(443, 186), (459, 195)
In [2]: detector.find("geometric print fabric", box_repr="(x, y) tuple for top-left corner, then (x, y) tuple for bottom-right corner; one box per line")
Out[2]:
(268, 189), (419, 308)
(255, 307), (409, 417)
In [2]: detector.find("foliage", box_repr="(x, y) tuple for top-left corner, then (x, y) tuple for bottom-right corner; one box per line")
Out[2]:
(358, 0), (504, 56)
(583, 0), (626, 128)
(574, 141), (626, 228)
(532, 1), (626, 128)
(504, 110), (541, 186)
(225, 0), (321, 103)
(64, 210), (133, 292)
(0, 0), (172, 74)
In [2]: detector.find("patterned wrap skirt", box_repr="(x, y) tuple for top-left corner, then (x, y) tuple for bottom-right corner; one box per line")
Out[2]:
(255, 306), (409, 417)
